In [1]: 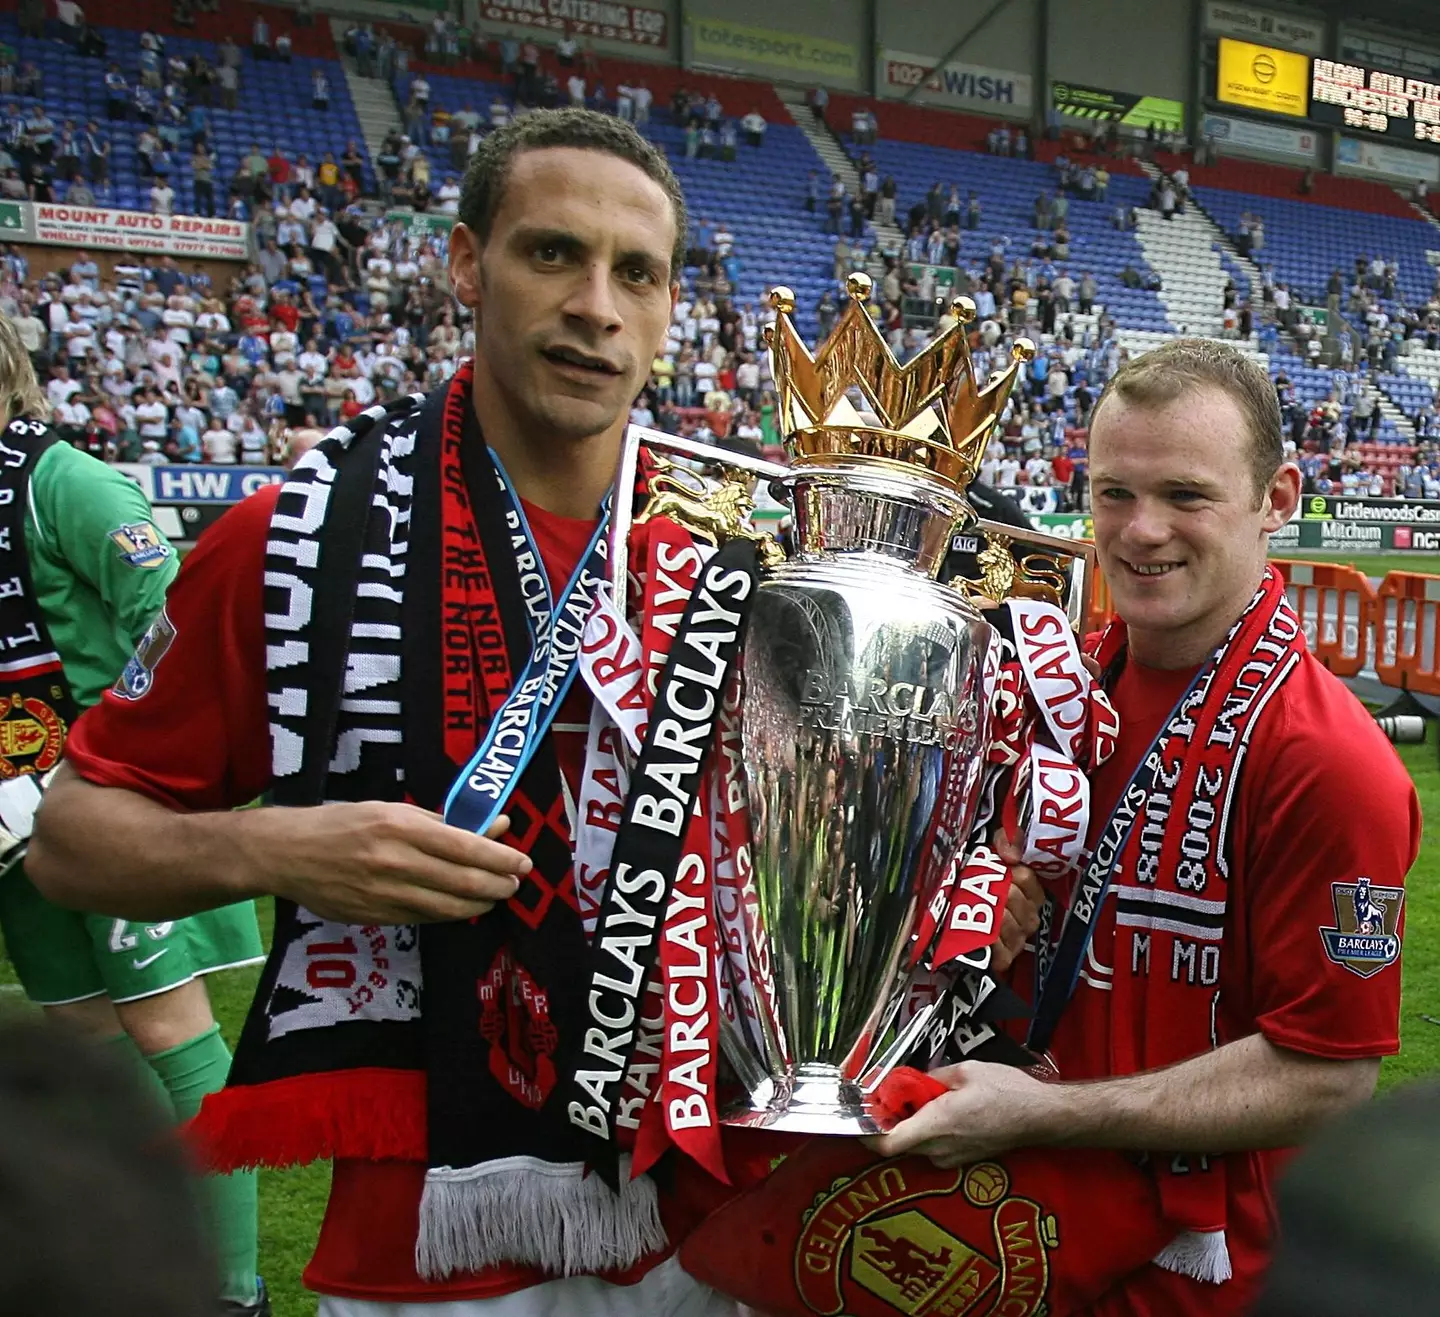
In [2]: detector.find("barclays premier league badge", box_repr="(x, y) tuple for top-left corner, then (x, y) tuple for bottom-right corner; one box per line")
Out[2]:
(108, 521), (172, 569)
(1320, 878), (1403, 979)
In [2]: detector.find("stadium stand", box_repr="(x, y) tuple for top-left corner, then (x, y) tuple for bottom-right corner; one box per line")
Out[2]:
(390, 62), (843, 342)
(1193, 187), (1437, 309)
(0, 11), (370, 211)
(0, 4), (1436, 503)
(841, 135), (1168, 331)
(1158, 152), (1421, 222)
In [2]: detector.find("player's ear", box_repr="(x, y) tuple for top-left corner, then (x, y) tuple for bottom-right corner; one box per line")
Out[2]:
(1262, 462), (1301, 531)
(448, 223), (482, 315)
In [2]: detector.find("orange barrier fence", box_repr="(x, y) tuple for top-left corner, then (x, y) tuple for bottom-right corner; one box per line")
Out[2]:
(1374, 571), (1440, 696)
(1082, 559), (1440, 693)
(1272, 560), (1377, 679)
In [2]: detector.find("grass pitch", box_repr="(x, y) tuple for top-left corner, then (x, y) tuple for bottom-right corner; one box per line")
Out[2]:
(1274, 550), (1440, 580)
(1383, 728), (1440, 1089)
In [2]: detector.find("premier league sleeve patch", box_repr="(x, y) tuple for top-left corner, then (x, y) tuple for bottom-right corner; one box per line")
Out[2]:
(114, 607), (176, 702)
(1320, 878), (1404, 978)
(108, 521), (172, 569)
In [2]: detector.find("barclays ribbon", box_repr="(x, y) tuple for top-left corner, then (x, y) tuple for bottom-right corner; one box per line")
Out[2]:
(1026, 667), (1204, 1053)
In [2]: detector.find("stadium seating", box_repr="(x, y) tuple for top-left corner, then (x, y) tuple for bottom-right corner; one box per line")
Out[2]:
(2, 0), (1435, 491)
(389, 34), (790, 123)
(1158, 151), (1419, 221)
(1174, 171), (1440, 435)
(66, 0), (338, 58)
(1192, 185), (1440, 309)
(0, 14), (369, 211)
(1379, 370), (1434, 421)
(1269, 350), (1397, 436)
(830, 132), (1170, 333)
(398, 68), (841, 339)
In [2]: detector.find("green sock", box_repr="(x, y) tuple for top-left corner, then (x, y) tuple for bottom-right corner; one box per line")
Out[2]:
(100, 1031), (173, 1118)
(147, 1023), (259, 1306)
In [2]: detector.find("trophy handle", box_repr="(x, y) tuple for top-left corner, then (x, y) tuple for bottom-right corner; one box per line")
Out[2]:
(610, 424), (791, 620)
(969, 518), (1096, 633)
(855, 994), (949, 1096)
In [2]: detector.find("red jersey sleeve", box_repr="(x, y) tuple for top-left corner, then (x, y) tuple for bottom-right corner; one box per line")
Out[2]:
(1236, 659), (1420, 1059)
(64, 484), (279, 812)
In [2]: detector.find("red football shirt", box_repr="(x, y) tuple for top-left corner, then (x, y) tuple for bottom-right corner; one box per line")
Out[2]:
(1057, 654), (1419, 1317)
(271, 301), (300, 334)
(65, 478), (676, 1301)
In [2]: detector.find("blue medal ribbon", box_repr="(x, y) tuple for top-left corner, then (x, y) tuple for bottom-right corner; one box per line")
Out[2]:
(443, 452), (609, 835)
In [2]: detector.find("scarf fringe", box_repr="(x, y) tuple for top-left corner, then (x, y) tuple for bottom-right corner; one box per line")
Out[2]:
(415, 1154), (668, 1280)
(186, 1068), (427, 1172)
(1153, 1229), (1233, 1284)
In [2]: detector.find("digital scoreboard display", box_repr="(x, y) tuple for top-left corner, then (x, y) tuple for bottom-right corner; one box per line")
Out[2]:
(1310, 59), (1440, 145)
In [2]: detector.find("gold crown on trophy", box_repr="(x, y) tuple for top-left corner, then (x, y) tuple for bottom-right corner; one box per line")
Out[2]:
(764, 272), (1035, 490)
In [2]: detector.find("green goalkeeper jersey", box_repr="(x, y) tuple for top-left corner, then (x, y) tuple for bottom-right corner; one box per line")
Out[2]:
(25, 442), (178, 709)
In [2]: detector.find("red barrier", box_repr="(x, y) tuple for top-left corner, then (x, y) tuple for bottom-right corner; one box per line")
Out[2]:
(1271, 561), (1378, 677)
(1071, 556), (1440, 693)
(1374, 571), (1440, 695)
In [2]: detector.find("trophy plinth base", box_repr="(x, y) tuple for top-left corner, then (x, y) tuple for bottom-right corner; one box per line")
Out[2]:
(719, 1064), (898, 1136)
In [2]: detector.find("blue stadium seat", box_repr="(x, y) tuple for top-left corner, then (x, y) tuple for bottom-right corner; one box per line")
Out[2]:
(0, 15), (372, 210)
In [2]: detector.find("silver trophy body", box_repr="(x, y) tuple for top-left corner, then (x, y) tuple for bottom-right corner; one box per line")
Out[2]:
(724, 459), (995, 1134)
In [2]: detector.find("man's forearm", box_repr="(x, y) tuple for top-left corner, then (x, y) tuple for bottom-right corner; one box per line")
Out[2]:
(28, 762), (269, 920)
(1039, 1033), (1379, 1153)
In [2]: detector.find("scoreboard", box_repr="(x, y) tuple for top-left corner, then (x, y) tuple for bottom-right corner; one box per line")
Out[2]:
(1310, 59), (1440, 145)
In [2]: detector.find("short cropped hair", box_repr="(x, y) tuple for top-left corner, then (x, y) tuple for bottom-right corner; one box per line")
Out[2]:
(458, 108), (688, 280)
(0, 314), (47, 423)
(1090, 338), (1284, 501)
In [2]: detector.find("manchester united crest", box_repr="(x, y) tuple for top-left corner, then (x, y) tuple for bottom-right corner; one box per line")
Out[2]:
(477, 948), (559, 1109)
(794, 1159), (1058, 1317)
(1320, 878), (1404, 979)
(0, 688), (66, 778)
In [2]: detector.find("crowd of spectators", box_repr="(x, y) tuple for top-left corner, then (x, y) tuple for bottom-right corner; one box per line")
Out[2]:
(1324, 255), (1440, 376)
(0, 204), (464, 466)
(0, 8), (1430, 542)
(0, 16), (794, 480)
(381, 26), (762, 168)
(11, 10), (1440, 510)
(0, 20), (346, 221)
(1282, 369), (1440, 496)
(0, 6), (1104, 508)
(1140, 152), (1440, 478)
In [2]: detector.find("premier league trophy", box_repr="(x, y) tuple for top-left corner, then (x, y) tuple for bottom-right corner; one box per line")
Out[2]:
(609, 275), (1089, 1135)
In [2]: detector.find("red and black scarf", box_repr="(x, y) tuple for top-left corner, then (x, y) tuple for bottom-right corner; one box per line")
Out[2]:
(0, 417), (80, 860)
(192, 365), (738, 1279)
(1079, 565), (1305, 1281)
(0, 418), (79, 767)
